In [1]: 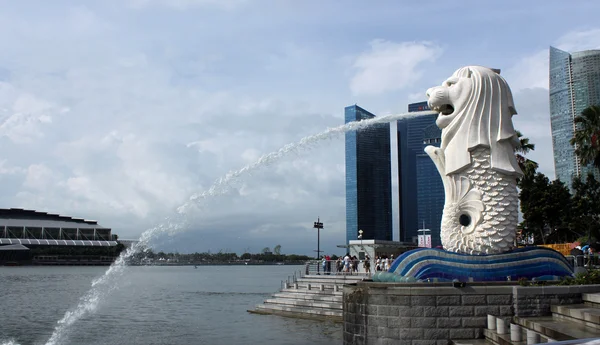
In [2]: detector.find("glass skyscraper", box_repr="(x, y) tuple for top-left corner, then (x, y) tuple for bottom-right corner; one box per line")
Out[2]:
(550, 46), (600, 188)
(345, 105), (392, 244)
(397, 102), (444, 246)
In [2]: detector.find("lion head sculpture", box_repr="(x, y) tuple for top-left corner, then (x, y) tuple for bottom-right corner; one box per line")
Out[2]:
(426, 66), (522, 177)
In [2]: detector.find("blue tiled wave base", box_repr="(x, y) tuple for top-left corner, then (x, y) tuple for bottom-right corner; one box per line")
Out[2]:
(373, 247), (574, 282)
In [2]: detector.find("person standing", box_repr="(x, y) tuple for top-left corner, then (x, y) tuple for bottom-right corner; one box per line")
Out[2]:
(363, 255), (371, 275)
(344, 253), (350, 274)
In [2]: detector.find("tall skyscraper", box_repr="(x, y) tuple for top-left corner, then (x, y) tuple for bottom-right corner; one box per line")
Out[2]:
(550, 46), (600, 188)
(345, 105), (392, 244)
(397, 101), (444, 246)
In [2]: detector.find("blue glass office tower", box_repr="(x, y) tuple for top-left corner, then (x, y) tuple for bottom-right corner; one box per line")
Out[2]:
(345, 105), (392, 244)
(397, 102), (444, 246)
(550, 46), (600, 189)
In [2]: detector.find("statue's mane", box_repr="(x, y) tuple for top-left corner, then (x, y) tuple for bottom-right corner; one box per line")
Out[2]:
(441, 66), (523, 177)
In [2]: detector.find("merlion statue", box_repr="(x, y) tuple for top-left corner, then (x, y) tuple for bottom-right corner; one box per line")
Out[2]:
(425, 66), (523, 255)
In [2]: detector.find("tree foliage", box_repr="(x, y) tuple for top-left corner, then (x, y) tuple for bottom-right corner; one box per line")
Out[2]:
(273, 244), (281, 255)
(516, 131), (574, 244)
(570, 105), (600, 170)
(571, 174), (600, 243)
(128, 248), (311, 265)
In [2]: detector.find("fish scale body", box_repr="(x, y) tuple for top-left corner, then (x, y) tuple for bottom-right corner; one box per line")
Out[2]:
(440, 147), (519, 255)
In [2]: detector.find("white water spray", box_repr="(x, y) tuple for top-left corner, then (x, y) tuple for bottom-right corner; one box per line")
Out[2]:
(2, 110), (433, 345)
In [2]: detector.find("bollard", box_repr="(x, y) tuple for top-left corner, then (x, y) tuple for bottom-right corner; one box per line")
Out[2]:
(307, 284), (311, 290)
(284, 282), (289, 289)
(496, 318), (507, 335)
(510, 323), (521, 342)
(526, 330), (540, 345)
(334, 285), (340, 292)
(294, 282), (298, 289)
(320, 284), (325, 291)
(487, 315), (496, 330)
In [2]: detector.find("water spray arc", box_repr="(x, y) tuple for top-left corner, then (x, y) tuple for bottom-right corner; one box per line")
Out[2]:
(3, 110), (434, 345)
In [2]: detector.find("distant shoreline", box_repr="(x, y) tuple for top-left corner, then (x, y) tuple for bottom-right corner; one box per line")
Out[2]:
(3, 261), (307, 267)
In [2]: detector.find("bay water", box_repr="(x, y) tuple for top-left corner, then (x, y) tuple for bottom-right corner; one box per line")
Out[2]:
(0, 265), (341, 345)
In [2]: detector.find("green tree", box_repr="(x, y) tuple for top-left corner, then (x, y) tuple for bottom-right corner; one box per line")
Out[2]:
(570, 105), (600, 170)
(519, 173), (549, 244)
(571, 173), (600, 244)
(519, 173), (572, 244)
(515, 130), (539, 179)
(544, 180), (573, 241)
(273, 244), (281, 255)
(261, 247), (271, 254)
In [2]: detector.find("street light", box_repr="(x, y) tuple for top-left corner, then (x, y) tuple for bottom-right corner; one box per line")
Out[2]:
(313, 217), (324, 274)
(358, 229), (364, 261)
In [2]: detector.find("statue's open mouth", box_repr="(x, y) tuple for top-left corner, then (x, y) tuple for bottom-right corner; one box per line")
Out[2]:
(434, 104), (454, 115)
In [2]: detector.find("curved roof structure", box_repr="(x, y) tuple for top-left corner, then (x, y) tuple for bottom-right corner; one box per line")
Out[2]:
(0, 208), (104, 228)
(0, 208), (115, 246)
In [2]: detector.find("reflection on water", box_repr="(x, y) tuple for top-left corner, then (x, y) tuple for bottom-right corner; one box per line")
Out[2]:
(0, 265), (341, 345)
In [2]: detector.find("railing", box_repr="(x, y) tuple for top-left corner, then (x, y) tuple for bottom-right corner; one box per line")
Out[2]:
(281, 270), (302, 290)
(302, 260), (378, 277)
(564, 255), (598, 269)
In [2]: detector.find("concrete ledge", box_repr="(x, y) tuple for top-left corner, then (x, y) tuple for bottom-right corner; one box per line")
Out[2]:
(248, 307), (342, 322)
(513, 316), (600, 341)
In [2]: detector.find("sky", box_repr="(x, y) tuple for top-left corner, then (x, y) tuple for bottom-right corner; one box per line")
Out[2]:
(1, 0), (599, 256)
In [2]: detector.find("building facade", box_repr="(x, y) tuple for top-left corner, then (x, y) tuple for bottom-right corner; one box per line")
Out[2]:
(345, 105), (392, 244)
(397, 101), (443, 246)
(550, 46), (600, 188)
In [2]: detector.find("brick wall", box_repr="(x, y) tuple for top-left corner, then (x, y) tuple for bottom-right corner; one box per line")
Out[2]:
(343, 283), (600, 345)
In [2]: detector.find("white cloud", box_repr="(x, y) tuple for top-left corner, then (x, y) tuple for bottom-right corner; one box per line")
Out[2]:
(0, 82), (68, 143)
(505, 28), (600, 92)
(504, 50), (549, 92)
(349, 40), (442, 96)
(23, 164), (58, 190)
(556, 28), (600, 52)
(0, 160), (24, 175)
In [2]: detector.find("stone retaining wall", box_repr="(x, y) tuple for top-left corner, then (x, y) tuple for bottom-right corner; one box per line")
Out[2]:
(343, 282), (600, 345)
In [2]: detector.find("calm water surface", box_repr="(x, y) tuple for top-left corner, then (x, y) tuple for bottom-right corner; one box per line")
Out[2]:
(0, 265), (341, 345)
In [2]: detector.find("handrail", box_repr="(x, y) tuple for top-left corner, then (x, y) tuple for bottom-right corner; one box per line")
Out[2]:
(303, 259), (374, 277)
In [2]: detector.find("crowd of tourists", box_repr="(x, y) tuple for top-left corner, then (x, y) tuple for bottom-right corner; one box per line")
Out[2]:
(318, 254), (396, 275)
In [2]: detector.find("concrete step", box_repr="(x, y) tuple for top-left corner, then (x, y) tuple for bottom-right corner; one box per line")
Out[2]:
(280, 288), (343, 296)
(484, 327), (537, 345)
(451, 337), (496, 345)
(253, 303), (342, 319)
(299, 275), (365, 283)
(552, 304), (600, 329)
(584, 293), (600, 305)
(248, 307), (341, 322)
(263, 298), (342, 309)
(291, 283), (341, 290)
(514, 316), (600, 341)
(272, 292), (342, 303)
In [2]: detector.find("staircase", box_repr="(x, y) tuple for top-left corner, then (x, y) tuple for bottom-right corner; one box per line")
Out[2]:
(454, 293), (600, 345)
(249, 274), (364, 321)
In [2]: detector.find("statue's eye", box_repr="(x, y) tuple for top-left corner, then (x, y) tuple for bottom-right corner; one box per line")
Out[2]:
(444, 78), (458, 87)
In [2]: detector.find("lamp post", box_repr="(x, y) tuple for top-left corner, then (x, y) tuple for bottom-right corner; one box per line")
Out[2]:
(313, 217), (324, 274)
(358, 229), (364, 264)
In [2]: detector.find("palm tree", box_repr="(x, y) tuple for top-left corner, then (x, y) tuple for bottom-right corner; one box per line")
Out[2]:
(570, 105), (600, 170)
(515, 130), (538, 176)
